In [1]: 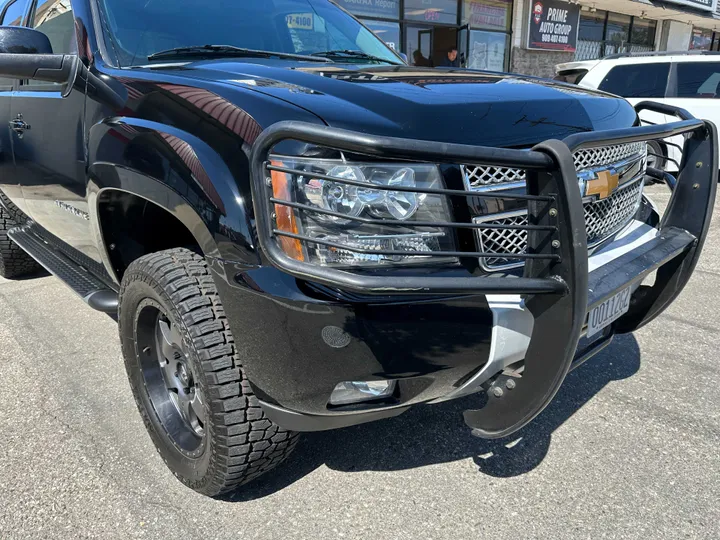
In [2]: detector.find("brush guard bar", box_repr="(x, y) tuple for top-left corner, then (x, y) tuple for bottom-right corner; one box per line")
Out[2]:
(249, 102), (717, 439)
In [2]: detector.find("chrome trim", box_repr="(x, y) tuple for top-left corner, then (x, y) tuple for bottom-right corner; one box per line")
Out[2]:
(462, 142), (647, 193)
(461, 179), (527, 193)
(474, 175), (646, 272)
(587, 219), (661, 273)
(580, 170), (645, 203)
(435, 219), (661, 404)
(461, 164), (528, 191)
(429, 294), (534, 403)
(577, 153), (647, 198)
(473, 210), (529, 272)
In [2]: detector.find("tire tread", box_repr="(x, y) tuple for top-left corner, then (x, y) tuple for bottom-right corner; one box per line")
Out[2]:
(119, 248), (298, 497)
(0, 203), (39, 279)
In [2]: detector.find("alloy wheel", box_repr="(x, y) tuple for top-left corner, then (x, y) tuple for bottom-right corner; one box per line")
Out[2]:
(135, 304), (206, 453)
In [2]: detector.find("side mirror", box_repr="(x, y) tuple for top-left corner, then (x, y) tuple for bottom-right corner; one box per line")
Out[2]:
(399, 52), (408, 64)
(0, 26), (53, 54)
(0, 26), (77, 84)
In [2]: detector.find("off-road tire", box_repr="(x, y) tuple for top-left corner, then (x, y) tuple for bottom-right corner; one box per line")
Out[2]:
(118, 248), (299, 497)
(0, 202), (39, 279)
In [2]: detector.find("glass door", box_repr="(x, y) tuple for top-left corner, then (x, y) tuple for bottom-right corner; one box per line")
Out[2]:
(458, 24), (469, 68)
(406, 25), (434, 67)
(419, 29), (433, 66)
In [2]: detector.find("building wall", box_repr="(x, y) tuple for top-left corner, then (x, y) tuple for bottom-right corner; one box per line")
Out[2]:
(510, 47), (575, 78)
(663, 20), (693, 51)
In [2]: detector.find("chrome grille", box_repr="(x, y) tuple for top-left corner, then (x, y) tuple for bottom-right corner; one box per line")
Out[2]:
(573, 142), (647, 171)
(463, 142), (647, 189)
(475, 212), (529, 270)
(475, 179), (645, 271)
(466, 140), (648, 271)
(584, 179), (644, 241)
(463, 165), (526, 187)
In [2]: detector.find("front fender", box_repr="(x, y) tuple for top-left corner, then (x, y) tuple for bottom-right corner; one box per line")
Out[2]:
(88, 117), (260, 277)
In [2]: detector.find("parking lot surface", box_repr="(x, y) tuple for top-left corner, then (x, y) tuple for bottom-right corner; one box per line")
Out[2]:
(1, 184), (719, 539)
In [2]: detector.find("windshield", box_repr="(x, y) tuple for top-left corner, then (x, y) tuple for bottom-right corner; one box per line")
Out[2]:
(97, 0), (403, 67)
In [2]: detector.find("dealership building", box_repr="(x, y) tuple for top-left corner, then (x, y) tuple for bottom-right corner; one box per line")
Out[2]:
(336, 0), (720, 77)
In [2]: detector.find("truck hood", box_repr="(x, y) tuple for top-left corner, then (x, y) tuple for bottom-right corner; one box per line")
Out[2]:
(165, 61), (638, 148)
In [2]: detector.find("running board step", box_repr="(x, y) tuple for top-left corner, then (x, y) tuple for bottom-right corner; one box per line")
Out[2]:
(7, 226), (118, 313)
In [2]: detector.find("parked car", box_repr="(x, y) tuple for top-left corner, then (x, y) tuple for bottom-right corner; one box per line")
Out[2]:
(0, 0), (716, 498)
(556, 51), (720, 173)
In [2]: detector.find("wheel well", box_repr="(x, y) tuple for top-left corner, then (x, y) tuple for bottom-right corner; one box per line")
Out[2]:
(97, 190), (200, 281)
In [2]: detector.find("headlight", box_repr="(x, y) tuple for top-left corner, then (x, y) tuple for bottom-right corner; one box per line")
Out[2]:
(269, 157), (456, 267)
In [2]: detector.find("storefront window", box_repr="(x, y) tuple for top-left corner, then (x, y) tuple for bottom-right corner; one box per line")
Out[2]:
(461, 0), (512, 32)
(579, 10), (607, 42)
(712, 34), (720, 52)
(577, 10), (656, 61)
(691, 28), (714, 51)
(335, 0), (399, 20)
(605, 12), (631, 47)
(361, 19), (400, 51)
(631, 18), (656, 48)
(404, 0), (457, 25)
(467, 29), (508, 72)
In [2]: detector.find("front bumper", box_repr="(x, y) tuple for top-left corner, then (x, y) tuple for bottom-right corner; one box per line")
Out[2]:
(225, 102), (716, 437)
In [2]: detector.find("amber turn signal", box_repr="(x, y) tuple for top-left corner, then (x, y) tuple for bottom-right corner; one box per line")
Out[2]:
(270, 161), (305, 262)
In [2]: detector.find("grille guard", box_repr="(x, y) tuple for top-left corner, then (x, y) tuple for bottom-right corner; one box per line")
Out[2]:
(249, 102), (717, 439)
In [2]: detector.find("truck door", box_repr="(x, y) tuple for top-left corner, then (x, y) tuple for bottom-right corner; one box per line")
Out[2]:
(9, 0), (96, 261)
(0, 0), (31, 215)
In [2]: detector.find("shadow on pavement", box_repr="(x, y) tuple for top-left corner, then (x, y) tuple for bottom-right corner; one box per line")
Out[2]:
(227, 334), (641, 502)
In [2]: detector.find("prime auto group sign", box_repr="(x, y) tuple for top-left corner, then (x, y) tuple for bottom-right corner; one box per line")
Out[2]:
(527, 0), (581, 52)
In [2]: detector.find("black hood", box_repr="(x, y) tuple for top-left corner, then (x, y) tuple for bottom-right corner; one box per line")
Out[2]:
(164, 61), (638, 148)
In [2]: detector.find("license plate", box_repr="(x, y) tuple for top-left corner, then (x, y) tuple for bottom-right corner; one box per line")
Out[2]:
(587, 287), (632, 338)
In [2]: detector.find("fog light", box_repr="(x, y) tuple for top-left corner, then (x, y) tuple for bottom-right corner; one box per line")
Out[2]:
(329, 380), (397, 406)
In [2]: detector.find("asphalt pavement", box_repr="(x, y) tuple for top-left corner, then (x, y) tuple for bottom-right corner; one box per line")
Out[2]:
(1, 184), (719, 539)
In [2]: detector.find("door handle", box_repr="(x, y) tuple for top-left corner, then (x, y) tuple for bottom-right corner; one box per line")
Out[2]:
(9, 114), (30, 138)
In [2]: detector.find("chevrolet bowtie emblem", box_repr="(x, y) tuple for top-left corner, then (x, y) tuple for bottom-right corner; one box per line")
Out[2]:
(586, 169), (619, 200)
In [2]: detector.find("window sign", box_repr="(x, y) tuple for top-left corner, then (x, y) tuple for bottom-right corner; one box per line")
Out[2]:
(462, 1), (512, 32)
(404, 0), (458, 25)
(361, 19), (400, 51)
(527, 0), (581, 52)
(663, 0), (717, 13)
(336, 0), (400, 19)
(468, 30), (508, 72)
(286, 13), (314, 30)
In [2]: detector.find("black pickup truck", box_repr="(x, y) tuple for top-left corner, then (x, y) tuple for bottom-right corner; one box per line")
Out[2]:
(0, 0), (716, 497)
